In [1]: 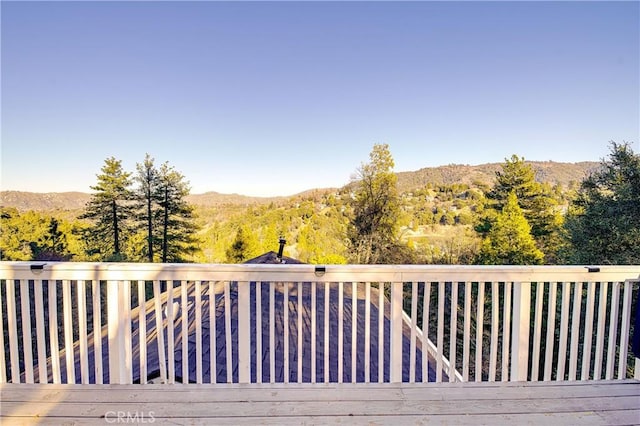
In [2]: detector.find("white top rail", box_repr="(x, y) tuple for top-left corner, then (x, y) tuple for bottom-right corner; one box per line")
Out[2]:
(2, 262), (639, 283)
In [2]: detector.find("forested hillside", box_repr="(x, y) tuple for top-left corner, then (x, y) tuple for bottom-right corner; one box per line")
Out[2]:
(0, 191), (91, 212)
(1, 161), (596, 212)
(395, 161), (597, 192)
(0, 160), (602, 264)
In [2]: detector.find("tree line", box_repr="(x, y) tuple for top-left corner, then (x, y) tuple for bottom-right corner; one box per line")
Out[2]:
(0, 154), (201, 263)
(348, 141), (639, 265)
(80, 154), (200, 263)
(1, 142), (638, 265)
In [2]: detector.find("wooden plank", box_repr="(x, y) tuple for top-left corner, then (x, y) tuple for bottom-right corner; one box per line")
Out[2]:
(2, 264), (638, 294)
(462, 282), (470, 381)
(557, 282), (571, 381)
(596, 408), (640, 425)
(379, 282), (385, 383)
(390, 281), (403, 383)
(181, 280), (189, 384)
(92, 280), (103, 385)
(298, 281), (304, 383)
(338, 282), (343, 383)
(3, 382), (639, 403)
(0, 280), (5, 384)
(48, 280), (61, 384)
(310, 281), (316, 383)
(511, 281), (531, 381)
(124, 281), (133, 384)
(284, 281), (290, 384)
(582, 282), (596, 380)
(63, 280), (75, 384)
(270, 282), (275, 383)
(594, 282), (608, 380)
(19, 280), (34, 384)
(137, 280), (147, 384)
(33, 280), (47, 384)
(449, 282), (458, 383)
(76, 280), (89, 384)
(606, 283), (621, 380)
(324, 282), (330, 383)
(531, 282), (544, 381)
(409, 282), (418, 383)
(2, 412), (633, 426)
(119, 281), (133, 384)
(224, 281), (232, 383)
(569, 282), (583, 380)
(489, 282), (498, 382)
(436, 282), (444, 383)
(543, 282), (558, 381)
(6, 379), (639, 393)
(6, 379), (638, 391)
(166, 283), (176, 383)
(237, 280), (249, 384)
(618, 281), (632, 379)
(153, 280), (167, 384)
(3, 395), (638, 418)
(364, 282), (370, 383)
(475, 282), (484, 382)
(209, 281), (217, 384)
(351, 282), (357, 383)
(501, 282), (512, 382)
(195, 280), (202, 384)
(256, 281), (262, 384)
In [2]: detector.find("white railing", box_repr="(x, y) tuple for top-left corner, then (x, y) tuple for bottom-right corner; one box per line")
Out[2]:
(1, 262), (638, 385)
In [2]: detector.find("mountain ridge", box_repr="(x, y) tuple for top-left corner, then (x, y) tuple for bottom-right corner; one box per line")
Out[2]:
(0, 161), (599, 212)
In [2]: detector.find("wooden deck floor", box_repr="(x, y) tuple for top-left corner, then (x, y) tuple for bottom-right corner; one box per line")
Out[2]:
(1, 380), (639, 425)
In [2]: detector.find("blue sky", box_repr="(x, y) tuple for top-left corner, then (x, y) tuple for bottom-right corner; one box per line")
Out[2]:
(2, 1), (638, 197)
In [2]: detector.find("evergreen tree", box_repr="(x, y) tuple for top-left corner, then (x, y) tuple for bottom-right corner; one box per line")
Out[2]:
(489, 155), (539, 207)
(80, 157), (132, 260)
(29, 218), (71, 260)
(156, 162), (200, 262)
(226, 226), (259, 263)
(479, 191), (544, 265)
(479, 155), (563, 263)
(1, 208), (89, 261)
(564, 142), (640, 264)
(348, 143), (412, 264)
(133, 154), (161, 262)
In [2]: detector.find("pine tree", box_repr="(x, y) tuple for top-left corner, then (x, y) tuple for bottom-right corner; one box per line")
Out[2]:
(156, 162), (200, 262)
(80, 157), (132, 260)
(479, 191), (544, 265)
(480, 155), (563, 263)
(133, 154), (161, 262)
(564, 142), (640, 264)
(226, 226), (259, 263)
(30, 218), (71, 260)
(131, 155), (201, 263)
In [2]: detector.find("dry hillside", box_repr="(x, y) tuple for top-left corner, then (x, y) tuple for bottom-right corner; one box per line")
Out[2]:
(0, 161), (599, 212)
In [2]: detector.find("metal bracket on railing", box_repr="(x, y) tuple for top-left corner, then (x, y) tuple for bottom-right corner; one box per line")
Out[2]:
(29, 264), (45, 275)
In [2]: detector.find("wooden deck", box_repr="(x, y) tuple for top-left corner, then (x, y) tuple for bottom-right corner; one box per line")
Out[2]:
(1, 380), (639, 425)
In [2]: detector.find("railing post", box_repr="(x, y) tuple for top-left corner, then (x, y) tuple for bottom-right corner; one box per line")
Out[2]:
(511, 281), (531, 381)
(107, 280), (130, 384)
(237, 281), (250, 383)
(390, 281), (403, 383)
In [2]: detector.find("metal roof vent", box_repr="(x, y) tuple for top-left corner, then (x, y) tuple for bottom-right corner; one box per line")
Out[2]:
(277, 237), (286, 263)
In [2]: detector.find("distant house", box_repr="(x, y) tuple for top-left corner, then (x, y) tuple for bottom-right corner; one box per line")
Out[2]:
(46, 251), (447, 383)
